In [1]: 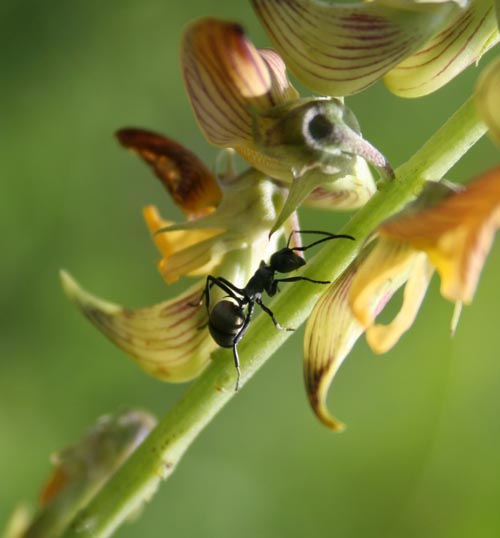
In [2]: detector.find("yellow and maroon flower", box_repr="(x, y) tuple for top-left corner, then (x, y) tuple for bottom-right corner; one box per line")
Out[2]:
(62, 130), (290, 383)
(304, 166), (500, 430)
(181, 18), (393, 232)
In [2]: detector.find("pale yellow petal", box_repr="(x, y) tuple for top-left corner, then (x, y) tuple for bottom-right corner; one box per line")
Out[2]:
(252, 0), (461, 96)
(304, 268), (365, 431)
(60, 271), (216, 382)
(385, 0), (499, 97)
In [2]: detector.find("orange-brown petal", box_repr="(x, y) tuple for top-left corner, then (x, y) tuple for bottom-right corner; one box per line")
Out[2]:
(379, 166), (500, 303)
(116, 128), (222, 218)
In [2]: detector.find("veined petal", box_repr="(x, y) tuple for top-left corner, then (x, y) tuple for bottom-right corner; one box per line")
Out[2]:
(365, 253), (434, 352)
(378, 166), (500, 303)
(384, 0), (500, 97)
(144, 205), (224, 283)
(251, 0), (461, 96)
(475, 56), (500, 145)
(181, 18), (298, 150)
(304, 268), (365, 431)
(116, 128), (222, 218)
(60, 271), (217, 382)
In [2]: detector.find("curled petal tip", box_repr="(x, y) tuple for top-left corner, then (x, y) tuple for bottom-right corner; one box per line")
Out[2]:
(308, 394), (346, 432)
(304, 270), (365, 431)
(60, 271), (215, 383)
(60, 270), (120, 314)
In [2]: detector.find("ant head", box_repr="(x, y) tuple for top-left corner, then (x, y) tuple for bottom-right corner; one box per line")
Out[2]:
(269, 248), (306, 273)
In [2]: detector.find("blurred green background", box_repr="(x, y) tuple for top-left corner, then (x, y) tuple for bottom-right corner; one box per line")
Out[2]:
(2, 2), (500, 537)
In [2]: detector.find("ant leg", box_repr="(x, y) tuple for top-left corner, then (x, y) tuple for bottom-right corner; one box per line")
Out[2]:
(231, 302), (255, 391)
(256, 298), (295, 332)
(190, 275), (244, 311)
(231, 344), (242, 392)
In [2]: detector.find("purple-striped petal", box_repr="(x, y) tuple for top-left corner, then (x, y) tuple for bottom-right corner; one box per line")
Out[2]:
(61, 271), (216, 382)
(384, 0), (499, 97)
(252, 0), (462, 95)
(181, 18), (298, 149)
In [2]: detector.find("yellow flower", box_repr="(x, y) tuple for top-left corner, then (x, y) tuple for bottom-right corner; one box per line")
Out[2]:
(304, 166), (500, 430)
(62, 130), (290, 383)
(251, 0), (499, 97)
(181, 18), (393, 232)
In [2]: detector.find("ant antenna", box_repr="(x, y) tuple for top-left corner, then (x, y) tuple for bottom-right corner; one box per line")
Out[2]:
(286, 230), (355, 251)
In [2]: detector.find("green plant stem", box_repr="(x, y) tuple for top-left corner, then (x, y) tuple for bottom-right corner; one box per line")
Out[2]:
(60, 96), (486, 538)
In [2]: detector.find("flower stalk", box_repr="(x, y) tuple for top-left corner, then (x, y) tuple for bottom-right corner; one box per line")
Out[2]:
(60, 95), (486, 538)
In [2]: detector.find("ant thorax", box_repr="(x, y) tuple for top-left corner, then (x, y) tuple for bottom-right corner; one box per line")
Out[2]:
(244, 264), (274, 298)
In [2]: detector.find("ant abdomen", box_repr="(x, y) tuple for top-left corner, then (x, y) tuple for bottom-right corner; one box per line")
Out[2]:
(208, 300), (245, 348)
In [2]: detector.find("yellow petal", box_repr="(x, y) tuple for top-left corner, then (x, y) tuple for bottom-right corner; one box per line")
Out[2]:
(304, 268), (366, 431)
(384, 0), (500, 97)
(181, 18), (298, 149)
(349, 239), (418, 328)
(116, 128), (221, 218)
(252, 0), (462, 96)
(143, 206), (223, 283)
(60, 271), (217, 382)
(365, 253), (434, 352)
(475, 56), (500, 146)
(379, 166), (500, 303)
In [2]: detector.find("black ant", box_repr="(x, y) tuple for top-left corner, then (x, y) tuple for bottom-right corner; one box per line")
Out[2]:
(196, 230), (354, 390)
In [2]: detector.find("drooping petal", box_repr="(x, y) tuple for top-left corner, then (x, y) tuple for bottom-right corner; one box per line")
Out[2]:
(378, 166), (500, 303)
(116, 128), (222, 218)
(181, 18), (298, 154)
(475, 56), (500, 146)
(384, 0), (500, 97)
(60, 271), (217, 382)
(304, 268), (365, 431)
(252, 0), (463, 96)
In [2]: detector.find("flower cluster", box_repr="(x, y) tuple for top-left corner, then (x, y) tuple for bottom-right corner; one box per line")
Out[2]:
(62, 0), (500, 428)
